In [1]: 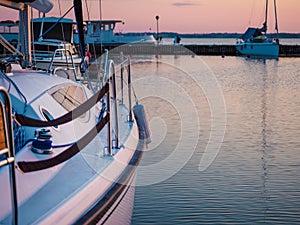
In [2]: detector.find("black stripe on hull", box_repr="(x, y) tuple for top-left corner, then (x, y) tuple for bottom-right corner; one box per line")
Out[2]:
(74, 139), (145, 225)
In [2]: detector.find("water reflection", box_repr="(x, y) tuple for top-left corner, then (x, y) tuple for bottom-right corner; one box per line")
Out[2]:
(132, 55), (300, 225)
(261, 67), (269, 222)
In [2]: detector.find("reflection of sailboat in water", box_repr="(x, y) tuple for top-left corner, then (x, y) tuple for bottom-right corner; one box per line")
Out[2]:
(236, 0), (279, 58)
(261, 69), (270, 221)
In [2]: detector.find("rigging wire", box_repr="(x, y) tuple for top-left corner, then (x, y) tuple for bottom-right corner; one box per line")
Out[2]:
(247, 0), (265, 29)
(84, 0), (90, 23)
(36, 6), (74, 41)
(82, 0), (103, 87)
(0, 35), (17, 55)
(99, 0), (103, 54)
(248, 0), (265, 28)
(57, 0), (70, 66)
(259, 1), (266, 28)
(274, 0), (279, 35)
(94, 0), (105, 81)
(0, 72), (27, 112)
(114, 69), (138, 105)
(249, 0), (256, 26)
(58, 0), (66, 43)
(84, 0), (97, 61)
(31, 7), (36, 66)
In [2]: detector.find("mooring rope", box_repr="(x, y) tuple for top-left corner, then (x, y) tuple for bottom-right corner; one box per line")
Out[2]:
(17, 114), (109, 173)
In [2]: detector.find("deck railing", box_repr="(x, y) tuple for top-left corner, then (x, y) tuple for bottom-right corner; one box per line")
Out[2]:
(103, 54), (133, 154)
(0, 87), (18, 225)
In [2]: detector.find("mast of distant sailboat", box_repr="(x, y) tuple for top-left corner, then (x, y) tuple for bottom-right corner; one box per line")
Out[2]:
(261, 0), (268, 33)
(274, 0), (279, 37)
(262, 0), (279, 37)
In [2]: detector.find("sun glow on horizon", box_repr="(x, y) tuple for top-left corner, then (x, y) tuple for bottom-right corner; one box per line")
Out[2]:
(0, 0), (299, 33)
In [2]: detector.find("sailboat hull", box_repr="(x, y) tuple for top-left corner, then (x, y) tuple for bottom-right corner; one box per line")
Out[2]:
(236, 41), (279, 57)
(0, 66), (148, 225)
(236, 0), (280, 58)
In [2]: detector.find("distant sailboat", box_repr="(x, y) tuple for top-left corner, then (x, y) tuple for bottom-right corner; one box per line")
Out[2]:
(236, 0), (279, 58)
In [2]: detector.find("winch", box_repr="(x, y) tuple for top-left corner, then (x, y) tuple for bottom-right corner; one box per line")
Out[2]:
(31, 128), (53, 154)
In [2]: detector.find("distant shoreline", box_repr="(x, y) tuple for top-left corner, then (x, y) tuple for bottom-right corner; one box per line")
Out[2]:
(123, 32), (300, 39)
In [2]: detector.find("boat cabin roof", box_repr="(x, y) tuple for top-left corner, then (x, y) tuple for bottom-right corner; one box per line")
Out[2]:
(84, 20), (123, 31)
(32, 17), (73, 24)
(33, 39), (72, 45)
(1, 69), (80, 103)
(0, 20), (19, 27)
(241, 27), (262, 40)
(85, 20), (123, 25)
(32, 17), (73, 43)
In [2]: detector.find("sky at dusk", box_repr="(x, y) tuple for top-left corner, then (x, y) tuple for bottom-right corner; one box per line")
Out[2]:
(1, 0), (299, 33)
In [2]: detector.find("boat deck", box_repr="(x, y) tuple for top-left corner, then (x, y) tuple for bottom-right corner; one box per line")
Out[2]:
(0, 76), (139, 224)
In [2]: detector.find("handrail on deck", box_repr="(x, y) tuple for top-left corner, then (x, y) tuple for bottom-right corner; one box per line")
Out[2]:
(103, 53), (133, 154)
(0, 33), (23, 57)
(0, 87), (18, 225)
(47, 48), (77, 79)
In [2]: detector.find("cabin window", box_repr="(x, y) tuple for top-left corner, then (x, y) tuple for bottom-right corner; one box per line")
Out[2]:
(40, 107), (59, 129)
(34, 44), (58, 52)
(51, 85), (86, 112)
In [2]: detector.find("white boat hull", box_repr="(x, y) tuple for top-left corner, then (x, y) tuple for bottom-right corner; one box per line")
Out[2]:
(0, 2), (149, 224)
(88, 171), (137, 225)
(73, 20), (156, 45)
(74, 34), (156, 45)
(0, 65), (147, 224)
(236, 41), (279, 57)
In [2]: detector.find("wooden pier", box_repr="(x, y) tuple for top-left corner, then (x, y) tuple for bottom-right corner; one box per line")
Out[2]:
(187, 44), (300, 57)
(94, 43), (300, 57)
(1, 43), (299, 58)
(279, 45), (300, 57)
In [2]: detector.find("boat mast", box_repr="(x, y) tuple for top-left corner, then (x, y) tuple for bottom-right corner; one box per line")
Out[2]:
(73, 0), (86, 73)
(262, 0), (268, 34)
(99, 0), (103, 53)
(274, 0), (279, 36)
(38, 13), (46, 41)
(19, 6), (32, 65)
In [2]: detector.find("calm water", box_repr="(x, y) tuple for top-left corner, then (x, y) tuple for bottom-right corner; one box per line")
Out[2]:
(128, 54), (300, 224)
